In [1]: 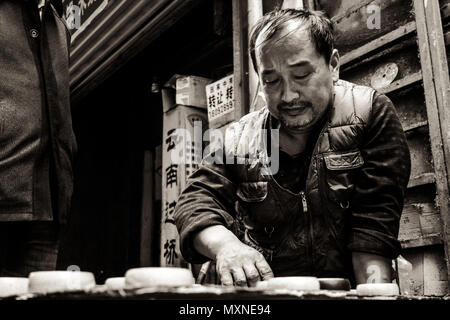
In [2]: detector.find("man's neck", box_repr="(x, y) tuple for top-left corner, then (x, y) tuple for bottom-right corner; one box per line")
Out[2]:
(269, 116), (314, 157)
(272, 114), (328, 157)
(279, 129), (312, 157)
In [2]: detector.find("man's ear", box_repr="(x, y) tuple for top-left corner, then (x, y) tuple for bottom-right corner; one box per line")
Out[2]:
(329, 49), (340, 82)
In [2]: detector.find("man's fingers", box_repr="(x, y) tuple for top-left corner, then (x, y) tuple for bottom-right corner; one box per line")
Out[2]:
(243, 264), (261, 287)
(215, 244), (273, 287)
(231, 268), (247, 287)
(219, 270), (234, 286)
(255, 256), (274, 280)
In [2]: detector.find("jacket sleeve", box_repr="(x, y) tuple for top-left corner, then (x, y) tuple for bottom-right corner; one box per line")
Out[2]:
(348, 93), (411, 259)
(174, 146), (240, 264)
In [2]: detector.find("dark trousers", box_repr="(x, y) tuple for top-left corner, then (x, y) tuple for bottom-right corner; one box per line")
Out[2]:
(0, 221), (59, 277)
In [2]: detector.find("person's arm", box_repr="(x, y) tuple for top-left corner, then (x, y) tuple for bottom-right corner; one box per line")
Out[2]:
(349, 93), (411, 283)
(174, 159), (239, 265)
(174, 125), (274, 286)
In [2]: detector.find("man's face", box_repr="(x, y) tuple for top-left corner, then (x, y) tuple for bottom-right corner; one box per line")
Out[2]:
(255, 21), (339, 132)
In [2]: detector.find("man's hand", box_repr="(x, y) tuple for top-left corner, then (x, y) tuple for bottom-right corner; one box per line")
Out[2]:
(215, 241), (274, 287)
(193, 225), (274, 287)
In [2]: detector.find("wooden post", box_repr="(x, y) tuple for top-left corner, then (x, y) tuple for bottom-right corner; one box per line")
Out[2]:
(140, 150), (154, 266)
(423, 0), (450, 175)
(154, 145), (162, 266)
(414, 0), (450, 288)
(232, 0), (250, 119)
(247, 0), (263, 114)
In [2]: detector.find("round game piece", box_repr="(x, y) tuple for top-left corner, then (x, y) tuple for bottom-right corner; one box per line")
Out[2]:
(255, 280), (269, 290)
(349, 289), (358, 295)
(260, 277), (320, 291)
(28, 271), (96, 294)
(356, 283), (400, 296)
(370, 62), (398, 90)
(124, 267), (195, 290)
(318, 278), (351, 291)
(104, 277), (125, 290)
(0, 278), (29, 298)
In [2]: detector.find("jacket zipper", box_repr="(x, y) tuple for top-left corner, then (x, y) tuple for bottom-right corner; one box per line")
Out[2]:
(300, 191), (308, 213)
(302, 112), (331, 273)
(300, 191), (314, 273)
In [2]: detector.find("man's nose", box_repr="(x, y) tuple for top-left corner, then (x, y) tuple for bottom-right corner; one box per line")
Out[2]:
(281, 81), (299, 103)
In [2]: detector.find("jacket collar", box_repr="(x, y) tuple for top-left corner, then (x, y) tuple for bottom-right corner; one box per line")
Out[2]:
(50, 0), (63, 17)
(23, 0), (63, 17)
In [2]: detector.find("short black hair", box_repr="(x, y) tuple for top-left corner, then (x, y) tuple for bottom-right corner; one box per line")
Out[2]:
(249, 9), (334, 73)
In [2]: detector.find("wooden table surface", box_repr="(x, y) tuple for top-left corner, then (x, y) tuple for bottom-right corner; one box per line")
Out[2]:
(4, 284), (448, 300)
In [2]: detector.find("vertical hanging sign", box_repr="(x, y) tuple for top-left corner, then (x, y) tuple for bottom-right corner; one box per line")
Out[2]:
(206, 74), (235, 128)
(161, 105), (207, 267)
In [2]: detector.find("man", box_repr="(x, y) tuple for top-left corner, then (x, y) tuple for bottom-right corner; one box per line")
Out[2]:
(174, 9), (410, 287)
(0, 0), (77, 276)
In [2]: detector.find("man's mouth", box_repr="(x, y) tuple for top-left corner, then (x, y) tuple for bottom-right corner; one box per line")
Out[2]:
(279, 105), (309, 115)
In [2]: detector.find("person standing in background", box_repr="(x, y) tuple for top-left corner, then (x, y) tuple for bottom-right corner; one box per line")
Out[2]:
(0, 0), (77, 276)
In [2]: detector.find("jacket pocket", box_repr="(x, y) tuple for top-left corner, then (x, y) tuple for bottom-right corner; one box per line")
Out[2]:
(323, 150), (364, 202)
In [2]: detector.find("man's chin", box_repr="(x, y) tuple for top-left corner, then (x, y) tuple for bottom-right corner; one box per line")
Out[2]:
(280, 117), (316, 133)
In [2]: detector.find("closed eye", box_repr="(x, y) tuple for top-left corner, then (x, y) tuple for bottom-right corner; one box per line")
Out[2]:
(294, 73), (310, 80)
(263, 78), (280, 85)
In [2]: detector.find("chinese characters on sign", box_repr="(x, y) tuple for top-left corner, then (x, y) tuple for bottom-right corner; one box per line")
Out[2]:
(163, 239), (178, 265)
(161, 106), (208, 267)
(165, 128), (178, 152)
(161, 126), (181, 267)
(165, 164), (178, 188)
(206, 74), (235, 122)
(164, 201), (176, 225)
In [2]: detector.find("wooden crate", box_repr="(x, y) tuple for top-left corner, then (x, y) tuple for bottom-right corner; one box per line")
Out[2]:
(403, 246), (449, 296)
(330, 0), (414, 56)
(320, 0), (450, 295)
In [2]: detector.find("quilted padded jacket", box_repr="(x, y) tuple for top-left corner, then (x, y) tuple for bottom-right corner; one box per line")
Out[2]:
(174, 80), (411, 280)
